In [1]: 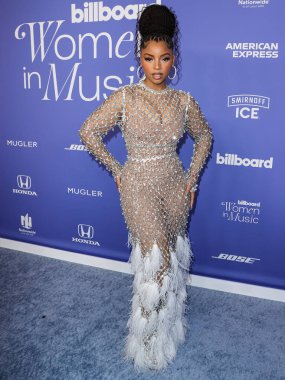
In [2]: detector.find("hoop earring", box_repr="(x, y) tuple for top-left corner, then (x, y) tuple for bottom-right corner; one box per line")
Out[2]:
(137, 65), (146, 80)
(168, 65), (177, 80)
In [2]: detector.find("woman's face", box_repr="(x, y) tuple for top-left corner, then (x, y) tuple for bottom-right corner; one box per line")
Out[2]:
(140, 40), (175, 90)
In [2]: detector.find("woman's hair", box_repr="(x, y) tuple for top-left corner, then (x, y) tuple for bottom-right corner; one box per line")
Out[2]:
(134, 4), (181, 79)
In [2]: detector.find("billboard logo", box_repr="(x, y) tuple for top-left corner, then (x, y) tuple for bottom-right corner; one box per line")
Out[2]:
(212, 253), (260, 264)
(72, 224), (100, 246)
(216, 153), (273, 169)
(19, 213), (36, 236)
(221, 199), (261, 224)
(71, 1), (161, 23)
(227, 94), (270, 119)
(13, 175), (37, 196)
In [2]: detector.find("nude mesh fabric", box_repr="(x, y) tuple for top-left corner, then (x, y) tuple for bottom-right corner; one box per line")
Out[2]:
(79, 79), (213, 371)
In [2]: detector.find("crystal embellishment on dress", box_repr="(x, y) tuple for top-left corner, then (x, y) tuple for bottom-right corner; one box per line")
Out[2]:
(138, 79), (170, 94)
(78, 80), (213, 371)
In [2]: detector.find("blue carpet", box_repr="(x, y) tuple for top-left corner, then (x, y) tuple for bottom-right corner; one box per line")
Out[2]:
(0, 247), (284, 380)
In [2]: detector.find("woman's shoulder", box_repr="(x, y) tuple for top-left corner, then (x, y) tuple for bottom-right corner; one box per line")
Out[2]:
(171, 87), (193, 106)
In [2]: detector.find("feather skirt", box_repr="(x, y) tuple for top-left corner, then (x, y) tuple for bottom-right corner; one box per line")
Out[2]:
(123, 231), (194, 371)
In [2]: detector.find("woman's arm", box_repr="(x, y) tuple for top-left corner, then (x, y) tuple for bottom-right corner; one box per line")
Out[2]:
(78, 86), (125, 181)
(184, 93), (213, 192)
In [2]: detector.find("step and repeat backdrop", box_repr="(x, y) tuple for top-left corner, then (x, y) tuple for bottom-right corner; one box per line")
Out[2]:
(1, 0), (284, 289)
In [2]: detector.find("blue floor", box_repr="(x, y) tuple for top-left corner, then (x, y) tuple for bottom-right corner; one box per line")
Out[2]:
(0, 247), (284, 380)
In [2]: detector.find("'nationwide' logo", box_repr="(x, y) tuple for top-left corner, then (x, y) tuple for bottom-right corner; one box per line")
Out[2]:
(19, 213), (36, 236)
(216, 153), (273, 169)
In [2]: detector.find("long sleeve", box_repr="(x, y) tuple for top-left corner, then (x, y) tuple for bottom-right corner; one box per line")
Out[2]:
(78, 86), (125, 181)
(184, 93), (213, 192)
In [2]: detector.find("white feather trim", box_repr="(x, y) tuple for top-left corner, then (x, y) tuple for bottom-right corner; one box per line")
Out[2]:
(157, 307), (170, 330)
(131, 308), (148, 340)
(148, 334), (168, 370)
(130, 242), (143, 273)
(160, 273), (171, 296)
(144, 310), (158, 335)
(176, 234), (193, 271)
(166, 291), (177, 314)
(124, 333), (139, 359)
(173, 318), (186, 345)
(138, 280), (160, 310)
(177, 286), (187, 304)
(133, 270), (144, 293)
(170, 250), (179, 276)
(143, 243), (163, 280)
(163, 334), (176, 362)
(134, 345), (146, 369)
(131, 293), (140, 314)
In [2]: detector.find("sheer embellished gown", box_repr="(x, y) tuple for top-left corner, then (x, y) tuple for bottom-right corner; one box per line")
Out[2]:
(79, 79), (213, 371)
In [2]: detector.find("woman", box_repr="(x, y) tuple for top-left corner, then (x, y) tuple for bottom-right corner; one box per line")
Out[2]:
(79, 4), (213, 371)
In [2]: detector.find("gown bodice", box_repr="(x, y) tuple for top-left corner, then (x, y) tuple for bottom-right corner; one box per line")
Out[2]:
(79, 79), (213, 192)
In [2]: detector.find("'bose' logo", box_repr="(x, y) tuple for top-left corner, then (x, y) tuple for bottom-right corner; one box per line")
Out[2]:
(71, 1), (161, 23)
(216, 153), (273, 169)
(17, 175), (32, 189)
(78, 224), (94, 239)
(212, 253), (260, 264)
(65, 144), (88, 151)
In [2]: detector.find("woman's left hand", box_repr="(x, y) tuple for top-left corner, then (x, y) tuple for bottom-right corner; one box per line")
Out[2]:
(186, 183), (196, 210)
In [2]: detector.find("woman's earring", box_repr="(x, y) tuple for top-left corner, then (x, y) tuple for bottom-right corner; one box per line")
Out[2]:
(137, 65), (146, 80)
(168, 65), (177, 80)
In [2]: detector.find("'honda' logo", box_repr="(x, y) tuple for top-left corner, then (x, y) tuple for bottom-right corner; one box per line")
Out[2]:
(17, 175), (31, 189)
(78, 224), (94, 239)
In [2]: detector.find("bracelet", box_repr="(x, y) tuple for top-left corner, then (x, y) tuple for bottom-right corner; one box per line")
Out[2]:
(190, 184), (198, 192)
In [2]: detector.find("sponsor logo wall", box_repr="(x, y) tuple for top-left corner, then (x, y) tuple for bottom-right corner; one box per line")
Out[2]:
(0, 0), (284, 289)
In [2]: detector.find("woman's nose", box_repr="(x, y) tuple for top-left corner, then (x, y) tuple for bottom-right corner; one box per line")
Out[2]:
(154, 59), (161, 69)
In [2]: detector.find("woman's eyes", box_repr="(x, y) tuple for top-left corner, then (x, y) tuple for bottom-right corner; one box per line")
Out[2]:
(144, 57), (170, 62)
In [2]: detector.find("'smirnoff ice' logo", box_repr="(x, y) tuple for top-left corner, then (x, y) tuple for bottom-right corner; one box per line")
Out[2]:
(13, 175), (38, 196)
(228, 94), (270, 119)
(221, 199), (261, 224)
(212, 253), (260, 264)
(225, 42), (278, 58)
(216, 153), (273, 169)
(72, 224), (100, 246)
(71, 1), (161, 23)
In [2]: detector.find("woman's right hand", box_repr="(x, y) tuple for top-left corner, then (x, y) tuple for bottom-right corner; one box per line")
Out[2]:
(115, 175), (121, 192)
